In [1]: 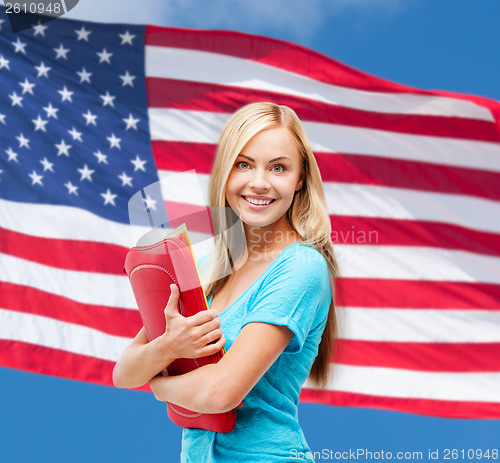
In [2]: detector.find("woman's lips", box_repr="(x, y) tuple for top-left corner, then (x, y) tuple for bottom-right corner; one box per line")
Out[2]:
(241, 195), (276, 209)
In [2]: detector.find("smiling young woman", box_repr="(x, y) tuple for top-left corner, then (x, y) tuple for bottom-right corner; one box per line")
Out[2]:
(113, 102), (339, 463)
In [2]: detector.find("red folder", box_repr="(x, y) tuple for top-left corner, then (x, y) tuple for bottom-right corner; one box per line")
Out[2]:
(123, 227), (237, 433)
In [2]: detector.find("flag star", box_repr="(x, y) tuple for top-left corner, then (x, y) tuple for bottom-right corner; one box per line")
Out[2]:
(0, 113), (6, 125)
(54, 43), (70, 60)
(0, 169), (2, 181)
(55, 139), (72, 157)
(100, 91), (116, 107)
(5, 147), (19, 162)
(144, 194), (157, 211)
(77, 67), (92, 84)
(94, 150), (108, 164)
(78, 164), (95, 181)
(43, 103), (59, 119)
(65, 181), (79, 195)
(0, 55), (10, 70)
(9, 92), (23, 107)
(119, 30), (136, 45)
(101, 189), (117, 206)
(29, 170), (43, 186)
(0, 19), (4, 31)
(40, 157), (54, 172)
(97, 48), (113, 64)
(119, 71), (136, 87)
(35, 61), (51, 78)
(123, 113), (139, 130)
(19, 78), (36, 95)
(131, 155), (147, 172)
(12, 38), (27, 54)
(33, 22), (48, 37)
(68, 127), (83, 142)
(82, 110), (97, 126)
(58, 86), (74, 102)
(118, 172), (133, 187)
(107, 133), (121, 149)
(17, 133), (30, 149)
(32, 115), (49, 132)
(75, 26), (92, 41)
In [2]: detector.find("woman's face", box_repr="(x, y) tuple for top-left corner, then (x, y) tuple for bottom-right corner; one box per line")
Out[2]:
(225, 126), (304, 231)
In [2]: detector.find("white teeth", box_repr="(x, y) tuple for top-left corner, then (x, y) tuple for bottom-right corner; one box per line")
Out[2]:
(245, 197), (271, 205)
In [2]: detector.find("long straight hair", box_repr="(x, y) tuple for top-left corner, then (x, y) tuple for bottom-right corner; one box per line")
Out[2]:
(203, 102), (339, 387)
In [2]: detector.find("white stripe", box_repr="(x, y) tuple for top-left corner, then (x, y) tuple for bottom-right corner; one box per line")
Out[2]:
(158, 169), (500, 235)
(342, 308), (500, 343)
(310, 364), (500, 402)
(325, 183), (500, 235)
(0, 198), (137, 247)
(145, 46), (493, 121)
(0, 309), (131, 362)
(336, 245), (500, 284)
(0, 253), (137, 309)
(149, 109), (500, 173)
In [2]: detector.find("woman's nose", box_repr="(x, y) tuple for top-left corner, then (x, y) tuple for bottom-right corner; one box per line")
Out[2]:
(248, 169), (271, 191)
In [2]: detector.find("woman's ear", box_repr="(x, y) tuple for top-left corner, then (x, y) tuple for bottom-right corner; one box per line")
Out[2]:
(295, 172), (305, 192)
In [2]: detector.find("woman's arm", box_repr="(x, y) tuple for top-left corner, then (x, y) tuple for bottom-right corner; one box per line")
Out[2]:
(113, 285), (226, 389)
(149, 321), (294, 413)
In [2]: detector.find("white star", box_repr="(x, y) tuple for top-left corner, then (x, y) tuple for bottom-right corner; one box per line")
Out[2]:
(0, 19), (4, 31)
(40, 157), (54, 172)
(33, 22), (48, 37)
(101, 189), (117, 206)
(123, 113), (139, 130)
(9, 92), (23, 107)
(131, 155), (147, 172)
(29, 170), (43, 186)
(75, 26), (92, 41)
(65, 181), (79, 195)
(58, 86), (74, 102)
(144, 194), (157, 211)
(94, 150), (108, 164)
(100, 91), (115, 107)
(54, 43), (70, 60)
(118, 172), (133, 187)
(119, 30), (136, 45)
(107, 133), (121, 149)
(77, 67), (92, 84)
(16, 133), (30, 149)
(5, 147), (19, 162)
(55, 139), (72, 157)
(32, 115), (49, 132)
(12, 38), (27, 54)
(0, 55), (10, 70)
(82, 110), (97, 126)
(0, 169), (3, 181)
(68, 127), (83, 142)
(0, 113), (6, 125)
(43, 103), (59, 119)
(119, 71), (136, 87)
(78, 164), (95, 181)
(19, 78), (36, 95)
(35, 61), (51, 78)
(97, 48), (113, 64)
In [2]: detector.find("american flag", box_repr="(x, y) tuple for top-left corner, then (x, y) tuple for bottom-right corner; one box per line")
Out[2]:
(1, 9), (500, 419)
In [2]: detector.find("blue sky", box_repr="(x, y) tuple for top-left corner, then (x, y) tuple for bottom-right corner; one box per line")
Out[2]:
(2, 1), (500, 461)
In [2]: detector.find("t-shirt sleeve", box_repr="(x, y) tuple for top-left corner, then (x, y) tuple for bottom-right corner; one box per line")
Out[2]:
(241, 247), (331, 353)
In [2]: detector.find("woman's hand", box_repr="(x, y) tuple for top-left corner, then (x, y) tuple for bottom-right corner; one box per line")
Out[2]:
(156, 284), (226, 360)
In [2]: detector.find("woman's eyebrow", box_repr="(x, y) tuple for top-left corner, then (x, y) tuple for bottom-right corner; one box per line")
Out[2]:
(238, 153), (292, 163)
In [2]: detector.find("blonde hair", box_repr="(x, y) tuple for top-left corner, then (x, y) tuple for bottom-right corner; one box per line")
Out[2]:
(204, 102), (339, 387)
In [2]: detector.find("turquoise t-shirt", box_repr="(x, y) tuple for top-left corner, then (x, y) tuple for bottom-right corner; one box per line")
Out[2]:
(180, 242), (332, 463)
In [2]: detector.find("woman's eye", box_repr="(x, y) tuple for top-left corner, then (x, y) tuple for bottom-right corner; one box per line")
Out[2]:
(236, 161), (250, 169)
(272, 165), (285, 173)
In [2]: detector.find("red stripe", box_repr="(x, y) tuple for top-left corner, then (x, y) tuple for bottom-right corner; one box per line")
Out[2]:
(0, 227), (127, 275)
(300, 389), (500, 419)
(0, 340), (150, 392)
(1, 282), (141, 338)
(147, 77), (500, 142)
(336, 278), (500, 310)
(335, 340), (500, 372)
(152, 141), (500, 202)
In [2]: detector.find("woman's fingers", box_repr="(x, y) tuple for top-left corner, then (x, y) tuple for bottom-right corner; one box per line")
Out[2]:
(164, 284), (180, 318)
(199, 335), (226, 356)
(189, 309), (220, 326)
